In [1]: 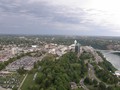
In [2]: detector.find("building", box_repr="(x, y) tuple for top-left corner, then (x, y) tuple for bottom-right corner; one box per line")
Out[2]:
(115, 71), (120, 77)
(75, 42), (80, 54)
(69, 44), (75, 50)
(74, 40), (77, 45)
(11, 47), (18, 55)
(31, 45), (37, 48)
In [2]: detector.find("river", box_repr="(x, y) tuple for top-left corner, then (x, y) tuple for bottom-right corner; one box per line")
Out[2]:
(99, 50), (120, 70)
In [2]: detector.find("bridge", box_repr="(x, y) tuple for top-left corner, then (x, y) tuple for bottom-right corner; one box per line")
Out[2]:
(96, 50), (120, 54)
(110, 51), (120, 53)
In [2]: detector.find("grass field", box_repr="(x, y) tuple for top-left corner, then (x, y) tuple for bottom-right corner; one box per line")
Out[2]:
(21, 73), (36, 90)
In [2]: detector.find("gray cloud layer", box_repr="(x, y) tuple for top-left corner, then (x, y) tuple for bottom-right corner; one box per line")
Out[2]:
(0, 0), (117, 36)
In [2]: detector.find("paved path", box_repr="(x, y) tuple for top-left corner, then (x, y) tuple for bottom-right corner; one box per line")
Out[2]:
(18, 74), (28, 90)
(88, 63), (117, 87)
(88, 63), (101, 82)
(33, 72), (38, 81)
(80, 78), (89, 90)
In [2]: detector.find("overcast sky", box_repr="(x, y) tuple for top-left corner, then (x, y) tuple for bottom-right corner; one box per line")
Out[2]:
(0, 0), (120, 36)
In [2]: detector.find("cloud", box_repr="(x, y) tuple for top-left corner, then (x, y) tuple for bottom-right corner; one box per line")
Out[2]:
(0, 0), (120, 36)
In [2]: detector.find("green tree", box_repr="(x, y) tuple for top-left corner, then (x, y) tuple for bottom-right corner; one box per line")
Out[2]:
(98, 82), (106, 90)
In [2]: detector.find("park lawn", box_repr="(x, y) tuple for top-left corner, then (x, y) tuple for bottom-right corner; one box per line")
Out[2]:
(21, 73), (36, 90)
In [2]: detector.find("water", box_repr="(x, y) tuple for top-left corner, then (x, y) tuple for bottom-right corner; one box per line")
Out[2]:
(100, 50), (120, 70)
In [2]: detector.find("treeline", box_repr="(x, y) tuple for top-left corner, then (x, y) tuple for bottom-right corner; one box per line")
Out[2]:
(97, 51), (117, 72)
(0, 35), (41, 47)
(94, 65), (118, 84)
(93, 52), (119, 84)
(1, 35), (120, 50)
(50, 36), (119, 50)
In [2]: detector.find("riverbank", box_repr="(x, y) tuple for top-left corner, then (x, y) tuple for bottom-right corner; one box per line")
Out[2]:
(99, 50), (120, 70)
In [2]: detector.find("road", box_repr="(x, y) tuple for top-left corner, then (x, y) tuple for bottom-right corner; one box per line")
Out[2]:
(33, 72), (38, 81)
(79, 63), (101, 90)
(88, 63), (116, 87)
(80, 78), (89, 90)
(38, 53), (47, 61)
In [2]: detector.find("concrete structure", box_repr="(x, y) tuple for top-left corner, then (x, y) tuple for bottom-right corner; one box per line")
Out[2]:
(31, 45), (37, 48)
(74, 40), (77, 45)
(115, 71), (120, 77)
(69, 40), (81, 54)
(75, 43), (80, 53)
(11, 47), (18, 55)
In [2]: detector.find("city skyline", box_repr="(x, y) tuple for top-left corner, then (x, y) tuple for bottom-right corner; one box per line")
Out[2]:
(0, 0), (120, 36)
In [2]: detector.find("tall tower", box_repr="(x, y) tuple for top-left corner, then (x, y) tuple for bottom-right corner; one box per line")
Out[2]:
(75, 43), (80, 53)
(74, 40), (77, 45)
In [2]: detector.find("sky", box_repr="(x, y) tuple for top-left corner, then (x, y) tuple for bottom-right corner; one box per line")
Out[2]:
(0, 0), (120, 36)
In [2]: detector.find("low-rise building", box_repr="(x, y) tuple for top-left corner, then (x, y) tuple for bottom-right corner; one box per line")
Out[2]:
(115, 71), (120, 77)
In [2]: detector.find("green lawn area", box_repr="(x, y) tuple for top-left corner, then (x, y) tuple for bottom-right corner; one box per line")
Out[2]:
(21, 73), (36, 90)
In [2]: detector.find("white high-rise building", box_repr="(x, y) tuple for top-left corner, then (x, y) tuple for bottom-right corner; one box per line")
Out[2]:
(74, 40), (77, 45)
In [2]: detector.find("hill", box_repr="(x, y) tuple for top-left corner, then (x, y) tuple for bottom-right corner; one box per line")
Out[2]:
(21, 49), (120, 90)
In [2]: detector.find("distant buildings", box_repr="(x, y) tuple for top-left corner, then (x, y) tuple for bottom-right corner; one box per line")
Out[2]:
(44, 43), (68, 57)
(69, 44), (75, 50)
(11, 47), (18, 55)
(0, 50), (13, 62)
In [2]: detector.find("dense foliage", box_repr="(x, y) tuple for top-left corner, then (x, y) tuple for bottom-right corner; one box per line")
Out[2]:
(95, 66), (118, 84)
(91, 52), (119, 84)
(97, 51), (117, 72)
(29, 52), (88, 90)
(28, 51), (120, 90)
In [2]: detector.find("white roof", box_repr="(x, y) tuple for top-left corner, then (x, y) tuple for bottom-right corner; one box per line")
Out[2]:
(115, 71), (120, 76)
